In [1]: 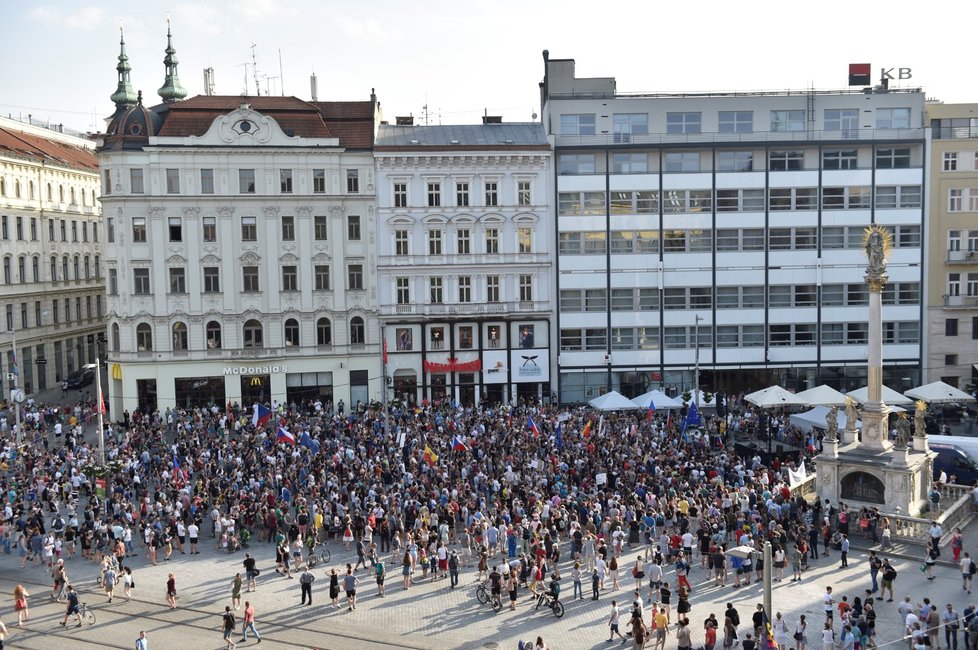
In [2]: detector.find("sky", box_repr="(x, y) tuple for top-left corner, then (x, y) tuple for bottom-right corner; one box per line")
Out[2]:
(3, 0), (976, 134)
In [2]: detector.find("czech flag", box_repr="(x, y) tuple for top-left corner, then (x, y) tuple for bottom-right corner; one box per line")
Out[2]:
(252, 403), (273, 428)
(277, 426), (296, 445)
(452, 435), (468, 452)
(527, 416), (541, 438)
(646, 400), (655, 421)
(581, 419), (592, 438)
(423, 445), (439, 466)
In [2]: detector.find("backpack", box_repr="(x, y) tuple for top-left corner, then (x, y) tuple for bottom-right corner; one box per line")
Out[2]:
(970, 560), (977, 576)
(883, 566), (897, 581)
(224, 612), (236, 630)
(635, 623), (646, 644)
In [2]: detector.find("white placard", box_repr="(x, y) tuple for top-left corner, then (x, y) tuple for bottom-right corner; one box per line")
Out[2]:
(596, 472), (607, 485)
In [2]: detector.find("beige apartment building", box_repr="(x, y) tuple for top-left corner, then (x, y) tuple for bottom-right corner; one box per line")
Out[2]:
(925, 103), (978, 392)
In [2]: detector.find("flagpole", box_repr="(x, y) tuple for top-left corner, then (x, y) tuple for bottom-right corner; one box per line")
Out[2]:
(693, 315), (702, 413)
(96, 356), (105, 466)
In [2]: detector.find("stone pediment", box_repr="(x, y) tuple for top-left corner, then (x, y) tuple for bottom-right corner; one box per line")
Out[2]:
(181, 107), (340, 147)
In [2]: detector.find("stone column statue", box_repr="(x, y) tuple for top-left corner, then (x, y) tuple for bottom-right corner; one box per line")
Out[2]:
(914, 400), (927, 438)
(894, 415), (911, 449)
(825, 406), (839, 442)
(844, 397), (858, 438)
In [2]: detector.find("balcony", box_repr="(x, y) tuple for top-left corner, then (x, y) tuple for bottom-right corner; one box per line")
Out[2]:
(378, 252), (551, 267)
(110, 342), (378, 363)
(947, 250), (978, 265)
(380, 300), (550, 318)
(944, 295), (978, 308)
(554, 127), (926, 148)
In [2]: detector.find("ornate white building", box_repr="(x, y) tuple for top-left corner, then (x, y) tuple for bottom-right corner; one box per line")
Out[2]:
(1, 116), (105, 397)
(98, 32), (382, 416)
(374, 120), (553, 405)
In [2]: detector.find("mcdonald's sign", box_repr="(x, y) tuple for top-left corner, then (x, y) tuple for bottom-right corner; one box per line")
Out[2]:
(110, 364), (122, 380)
(250, 376), (263, 386)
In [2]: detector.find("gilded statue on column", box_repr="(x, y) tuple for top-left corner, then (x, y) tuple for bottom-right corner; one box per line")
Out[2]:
(863, 225), (892, 288)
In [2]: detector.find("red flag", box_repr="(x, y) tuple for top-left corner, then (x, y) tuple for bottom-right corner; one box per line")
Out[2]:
(383, 339), (389, 364)
(97, 385), (107, 415)
(581, 419), (592, 438)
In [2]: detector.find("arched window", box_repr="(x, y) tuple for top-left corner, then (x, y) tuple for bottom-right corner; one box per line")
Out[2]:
(316, 317), (332, 346)
(206, 321), (222, 349)
(32, 256), (39, 282)
(46, 184), (52, 201)
(243, 319), (263, 348)
(284, 318), (300, 347)
(350, 316), (365, 345)
(72, 255), (79, 280)
(83, 255), (91, 280)
(61, 255), (69, 280)
(14, 180), (20, 198)
(18, 256), (26, 283)
(0, 178), (5, 196)
(58, 185), (64, 203)
(2, 257), (10, 284)
(28, 181), (34, 199)
(111, 323), (120, 351)
(70, 187), (76, 204)
(94, 255), (100, 278)
(171, 322), (188, 351)
(136, 323), (153, 351)
(50, 256), (57, 282)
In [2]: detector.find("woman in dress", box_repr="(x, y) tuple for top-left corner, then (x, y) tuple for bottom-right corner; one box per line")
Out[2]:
(772, 544), (786, 582)
(165, 573), (177, 609)
(123, 566), (134, 602)
(821, 620), (834, 650)
(794, 614), (807, 650)
(329, 568), (340, 608)
(772, 612), (789, 649)
(951, 527), (964, 563)
(12, 585), (29, 626)
(401, 549), (413, 590)
(676, 583), (691, 620)
(723, 616), (737, 650)
(230, 573), (242, 610)
(925, 547), (938, 580)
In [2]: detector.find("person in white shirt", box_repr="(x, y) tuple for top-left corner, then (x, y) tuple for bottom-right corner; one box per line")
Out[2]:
(608, 600), (625, 642)
(188, 522), (199, 555)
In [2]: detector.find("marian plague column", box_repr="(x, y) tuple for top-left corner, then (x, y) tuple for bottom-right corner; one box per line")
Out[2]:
(861, 225), (893, 451)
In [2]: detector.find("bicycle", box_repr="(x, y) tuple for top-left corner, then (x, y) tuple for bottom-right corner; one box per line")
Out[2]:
(533, 590), (564, 618)
(305, 543), (331, 568)
(79, 602), (96, 625)
(475, 582), (502, 612)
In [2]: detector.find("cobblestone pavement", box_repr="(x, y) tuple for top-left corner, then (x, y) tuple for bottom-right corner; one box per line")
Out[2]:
(2, 522), (978, 650)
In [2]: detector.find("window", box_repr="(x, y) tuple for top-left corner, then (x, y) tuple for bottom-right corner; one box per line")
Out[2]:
(769, 150), (804, 171)
(167, 217), (182, 242)
(168, 268), (186, 293)
(171, 322), (188, 351)
(876, 148), (911, 169)
(316, 318), (331, 346)
(136, 323), (153, 351)
(395, 277), (410, 304)
(427, 181), (441, 207)
(518, 227), (532, 253)
(517, 180), (531, 206)
(106, 217), (114, 243)
(428, 230), (443, 255)
(877, 107), (911, 129)
(395, 229), (409, 255)
(32, 256), (39, 282)
(560, 113), (596, 135)
(823, 149), (858, 170)
(458, 276), (472, 303)
(946, 318), (959, 336)
(239, 169), (256, 194)
(846, 322), (868, 344)
(346, 169), (359, 194)
(202, 267), (220, 293)
(949, 189), (963, 212)
(71, 221), (78, 242)
(200, 168), (214, 194)
(108, 268), (118, 295)
(457, 228), (470, 254)
(943, 152), (959, 171)
(666, 112), (701, 134)
(165, 168), (180, 194)
(612, 113), (648, 142)
(243, 320), (263, 348)
(718, 111), (753, 133)
(932, 117), (978, 139)
(82, 222), (88, 242)
(313, 169), (326, 193)
(485, 228), (499, 254)
(314, 216), (328, 240)
(824, 108), (859, 136)
(284, 318), (300, 347)
(201, 216), (216, 242)
(611, 153), (648, 174)
(130, 168), (144, 193)
(770, 110), (805, 131)
(486, 275), (500, 303)
(350, 317), (365, 345)
(60, 220), (66, 241)
(948, 273), (962, 297)
(563, 154), (598, 174)
(519, 274), (533, 302)
(429, 277), (443, 304)
(205, 321), (222, 349)
(664, 152), (700, 172)
(133, 268), (150, 294)
(277, 215), (295, 241)
(585, 289), (607, 312)
(393, 182), (407, 207)
(30, 218), (36, 241)
(347, 263), (363, 290)
(280, 169), (293, 193)
(717, 151), (753, 172)
(241, 216), (257, 241)
(347, 215), (361, 241)
(485, 181), (498, 206)
(455, 181), (469, 207)
(242, 266), (259, 292)
(282, 265), (298, 292)
(314, 265), (330, 291)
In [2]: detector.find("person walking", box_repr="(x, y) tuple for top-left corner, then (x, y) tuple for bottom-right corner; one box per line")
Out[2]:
(925, 547), (938, 580)
(240, 601), (261, 644)
(300, 567), (315, 605)
(103, 563), (117, 603)
(839, 535), (849, 568)
(135, 630), (149, 650)
(13, 585), (29, 626)
(166, 573), (177, 609)
(231, 573), (243, 610)
(375, 555), (386, 597)
(59, 585), (82, 628)
(123, 567), (134, 601)
(880, 559), (897, 602)
(944, 604), (961, 650)
(795, 614), (808, 650)
(448, 550), (460, 589)
(221, 605), (237, 649)
(243, 554), (258, 592)
(963, 552), (976, 595)
(344, 564), (360, 611)
(823, 586), (835, 627)
(329, 568), (340, 608)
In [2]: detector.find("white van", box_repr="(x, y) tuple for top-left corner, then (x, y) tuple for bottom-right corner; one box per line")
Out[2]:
(930, 434), (978, 464)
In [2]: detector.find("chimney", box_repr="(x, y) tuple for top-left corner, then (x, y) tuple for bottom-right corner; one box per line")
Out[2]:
(310, 73), (318, 102)
(482, 115), (502, 124)
(396, 115), (414, 126)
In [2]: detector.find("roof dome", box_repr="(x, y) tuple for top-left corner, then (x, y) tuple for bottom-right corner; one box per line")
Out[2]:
(103, 91), (166, 151)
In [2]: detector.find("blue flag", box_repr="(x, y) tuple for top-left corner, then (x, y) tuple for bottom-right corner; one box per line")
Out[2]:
(555, 423), (564, 451)
(299, 431), (321, 454)
(682, 401), (701, 436)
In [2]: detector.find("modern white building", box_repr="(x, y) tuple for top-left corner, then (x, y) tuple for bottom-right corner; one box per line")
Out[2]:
(541, 53), (926, 402)
(98, 31), (382, 416)
(374, 119), (553, 406)
(1, 116), (105, 398)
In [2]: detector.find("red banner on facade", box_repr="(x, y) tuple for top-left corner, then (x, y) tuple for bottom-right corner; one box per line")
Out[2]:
(423, 358), (482, 373)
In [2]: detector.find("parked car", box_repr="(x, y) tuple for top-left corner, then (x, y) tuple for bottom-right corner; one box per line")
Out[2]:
(930, 442), (978, 485)
(65, 366), (96, 389)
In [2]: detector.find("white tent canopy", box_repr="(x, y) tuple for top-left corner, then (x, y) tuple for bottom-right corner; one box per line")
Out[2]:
(794, 385), (849, 407)
(904, 381), (976, 404)
(745, 385), (810, 409)
(790, 405), (863, 433)
(588, 390), (641, 411)
(846, 385), (914, 406)
(632, 390), (683, 410)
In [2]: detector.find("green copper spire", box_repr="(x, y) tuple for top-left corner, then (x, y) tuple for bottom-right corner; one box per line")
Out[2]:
(157, 20), (187, 104)
(110, 28), (138, 107)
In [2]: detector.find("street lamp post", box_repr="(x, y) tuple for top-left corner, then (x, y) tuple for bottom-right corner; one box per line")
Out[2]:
(6, 324), (22, 446)
(694, 315), (703, 405)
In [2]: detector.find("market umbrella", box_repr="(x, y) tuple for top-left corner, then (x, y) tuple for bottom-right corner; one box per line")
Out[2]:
(794, 385), (849, 407)
(846, 385), (914, 406)
(904, 381), (976, 404)
(588, 390), (641, 411)
(631, 390), (683, 410)
(744, 385), (810, 408)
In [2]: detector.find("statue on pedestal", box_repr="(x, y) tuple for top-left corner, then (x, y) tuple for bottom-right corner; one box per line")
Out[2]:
(863, 225), (892, 286)
(895, 415), (911, 449)
(844, 396), (858, 433)
(825, 406), (839, 441)
(914, 400), (928, 438)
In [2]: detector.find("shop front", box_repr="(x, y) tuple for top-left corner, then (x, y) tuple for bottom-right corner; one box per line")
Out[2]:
(285, 371), (333, 406)
(174, 376), (226, 409)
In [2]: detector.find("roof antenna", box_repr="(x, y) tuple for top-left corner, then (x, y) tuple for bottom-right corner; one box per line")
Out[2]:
(250, 43), (260, 96)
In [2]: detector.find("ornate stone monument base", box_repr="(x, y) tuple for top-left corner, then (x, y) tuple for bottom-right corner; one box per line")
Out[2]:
(816, 441), (934, 516)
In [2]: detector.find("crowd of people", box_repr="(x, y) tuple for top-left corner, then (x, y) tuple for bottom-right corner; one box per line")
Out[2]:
(0, 393), (972, 648)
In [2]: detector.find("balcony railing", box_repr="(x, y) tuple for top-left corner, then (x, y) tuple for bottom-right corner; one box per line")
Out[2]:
(555, 127), (925, 148)
(380, 300), (550, 317)
(378, 252), (551, 267)
(944, 294), (978, 308)
(947, 250), (978, 264)
(110, 342), (377, 363)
